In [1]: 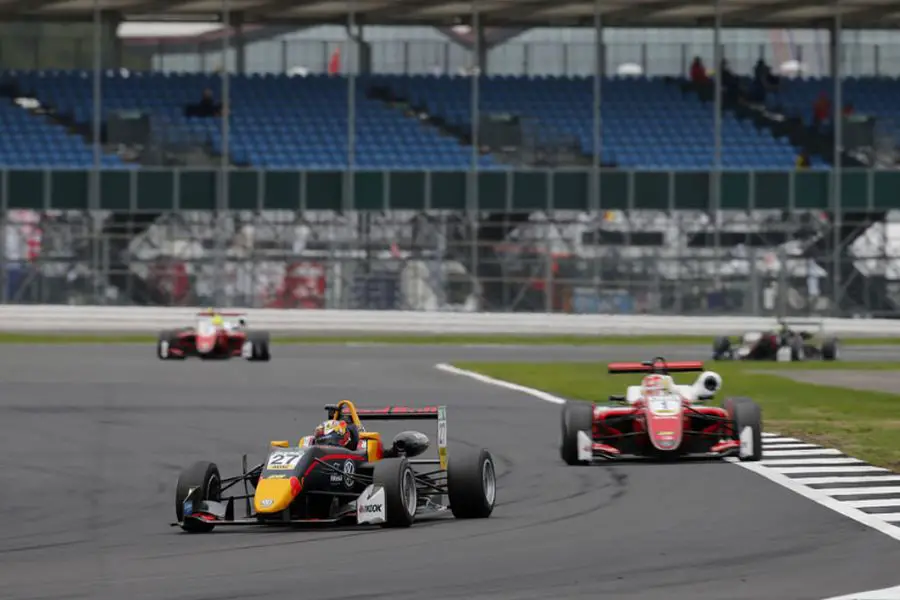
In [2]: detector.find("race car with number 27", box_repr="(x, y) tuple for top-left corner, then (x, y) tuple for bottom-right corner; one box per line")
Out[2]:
(172, 400), (496, 532)
(561, 357), (763, 464)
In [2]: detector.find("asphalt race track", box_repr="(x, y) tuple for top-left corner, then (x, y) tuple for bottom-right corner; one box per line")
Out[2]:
(2, 343), (900, 600)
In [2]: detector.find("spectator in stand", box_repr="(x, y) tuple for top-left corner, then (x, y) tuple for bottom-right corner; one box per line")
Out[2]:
(689, 56), (708, 84)
(185, 88), (221, 118)
(812, 91), (831, 129)
(795, 150), (811, 169)
(750, 58), (780, 103)
(754, 58), (780, 88)
(843, 102), (855, 116)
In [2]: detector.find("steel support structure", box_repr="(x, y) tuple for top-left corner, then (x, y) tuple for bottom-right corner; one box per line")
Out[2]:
(832, 0), (844, 317)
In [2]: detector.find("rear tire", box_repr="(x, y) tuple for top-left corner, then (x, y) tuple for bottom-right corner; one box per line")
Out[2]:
(822, 337), (838, 361)
(560, 401), (593, 465)
(447, 447), (496, 519)
(372, 457), (416, 528)
(724, 397), (763, 462)
(175, 461), (221, 532)
(712, 336), (731, 360)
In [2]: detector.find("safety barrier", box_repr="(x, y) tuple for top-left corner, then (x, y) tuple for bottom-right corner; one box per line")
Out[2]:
(0, 305), (897, 337)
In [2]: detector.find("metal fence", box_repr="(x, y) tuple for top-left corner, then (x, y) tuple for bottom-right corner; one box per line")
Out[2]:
(4, 197), (897, 318)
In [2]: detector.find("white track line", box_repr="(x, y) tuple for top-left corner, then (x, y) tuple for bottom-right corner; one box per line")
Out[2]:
(823, 584), (900, 599)
(763, 443), (823, 449)
(434, 363), (566, 404)
(771, 466), (890, 474)
(823, 488), (900, 497)
(764, 441), (822, 447)
(761, 449), (844, 457)
(803, 476), (900, 485)
(762, 460), (866, 468)
(844, 499), (900, 509)
(434, 363), (900, 544)
(875, 513), (900, 522)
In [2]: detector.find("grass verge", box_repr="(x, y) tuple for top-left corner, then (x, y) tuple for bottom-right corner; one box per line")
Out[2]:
(0, 332), (900, 346)
(452, 360), (900, 471)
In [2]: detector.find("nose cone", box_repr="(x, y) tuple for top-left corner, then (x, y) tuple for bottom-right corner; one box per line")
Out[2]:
(196, 335), (214, 353)
(254, 478), (299, 514)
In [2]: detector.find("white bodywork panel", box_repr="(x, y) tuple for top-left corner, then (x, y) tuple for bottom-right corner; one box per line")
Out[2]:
(576, 430), (592, 461)
(626, 384), (696, 404)
(742, 332), (762, 345)
(356, 485), (387, 525)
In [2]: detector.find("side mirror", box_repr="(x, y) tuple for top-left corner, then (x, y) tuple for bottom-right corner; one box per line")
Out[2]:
(692, 371), (722, 400)
(389, 431), (430, 458)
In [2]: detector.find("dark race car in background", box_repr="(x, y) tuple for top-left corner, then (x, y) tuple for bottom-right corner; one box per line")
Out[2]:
(157, 311), (271, 361)
(712, 319), (837, 362)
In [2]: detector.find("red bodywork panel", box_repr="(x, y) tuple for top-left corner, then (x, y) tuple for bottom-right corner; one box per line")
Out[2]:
(170, 327), (248, 358)
(591, 397), (736, 458)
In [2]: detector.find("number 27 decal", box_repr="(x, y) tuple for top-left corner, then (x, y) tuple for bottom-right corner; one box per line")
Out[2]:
(267, 452), (304, 469)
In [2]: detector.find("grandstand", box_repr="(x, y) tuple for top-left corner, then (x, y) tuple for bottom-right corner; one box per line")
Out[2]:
(0, 0), (897, 316)
(0, 0), (892, 171)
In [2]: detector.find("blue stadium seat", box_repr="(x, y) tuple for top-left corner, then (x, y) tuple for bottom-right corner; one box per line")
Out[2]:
(372, 73), (803, 169)
(767, 75), (899, 140)
(1, 69), (838, 169)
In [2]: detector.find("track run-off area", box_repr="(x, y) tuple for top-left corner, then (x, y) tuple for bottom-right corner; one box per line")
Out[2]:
(3, 343), (900, 600)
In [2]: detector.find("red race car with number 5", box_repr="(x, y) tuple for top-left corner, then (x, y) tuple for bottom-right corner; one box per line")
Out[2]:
(560, 357), (763, 464)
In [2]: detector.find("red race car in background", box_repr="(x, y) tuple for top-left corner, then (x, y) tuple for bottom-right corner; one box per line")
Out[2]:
(560, 357), (762, 464)
(157, 310), (271, 362)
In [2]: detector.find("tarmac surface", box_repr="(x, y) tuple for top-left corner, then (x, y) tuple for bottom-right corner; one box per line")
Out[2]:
(2, 343), (900, 600)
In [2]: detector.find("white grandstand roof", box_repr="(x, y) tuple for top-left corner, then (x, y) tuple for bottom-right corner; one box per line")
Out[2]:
(2, 0), (900, 29)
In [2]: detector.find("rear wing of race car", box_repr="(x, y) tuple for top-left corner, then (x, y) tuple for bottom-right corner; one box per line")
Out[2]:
(608, 360), (705, 374)
(777, 317), (825, 334)
(327, 402), (448, 470)
(196, 311), (247, 317)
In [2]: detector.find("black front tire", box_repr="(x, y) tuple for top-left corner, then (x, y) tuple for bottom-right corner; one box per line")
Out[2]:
(560, 401), (593, 466)
(175, 461), (221, 532)
(447, 447), (496, 519)
(157, 330), (184, 360)
(821, 337), (838, 361)
(246, 331), (271, 361)
(372, 457), (417, 528)
(724, 397), (763, 462)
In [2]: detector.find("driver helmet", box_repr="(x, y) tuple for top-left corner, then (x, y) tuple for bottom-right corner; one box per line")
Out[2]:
(642, 374), (669, 396)
(314, 420), (351, 447)
(211, 315), (224, 327)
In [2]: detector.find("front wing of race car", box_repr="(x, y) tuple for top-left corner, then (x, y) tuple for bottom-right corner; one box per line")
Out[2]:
(172, 482), (448, 529)
(573, 428), (751, 462)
